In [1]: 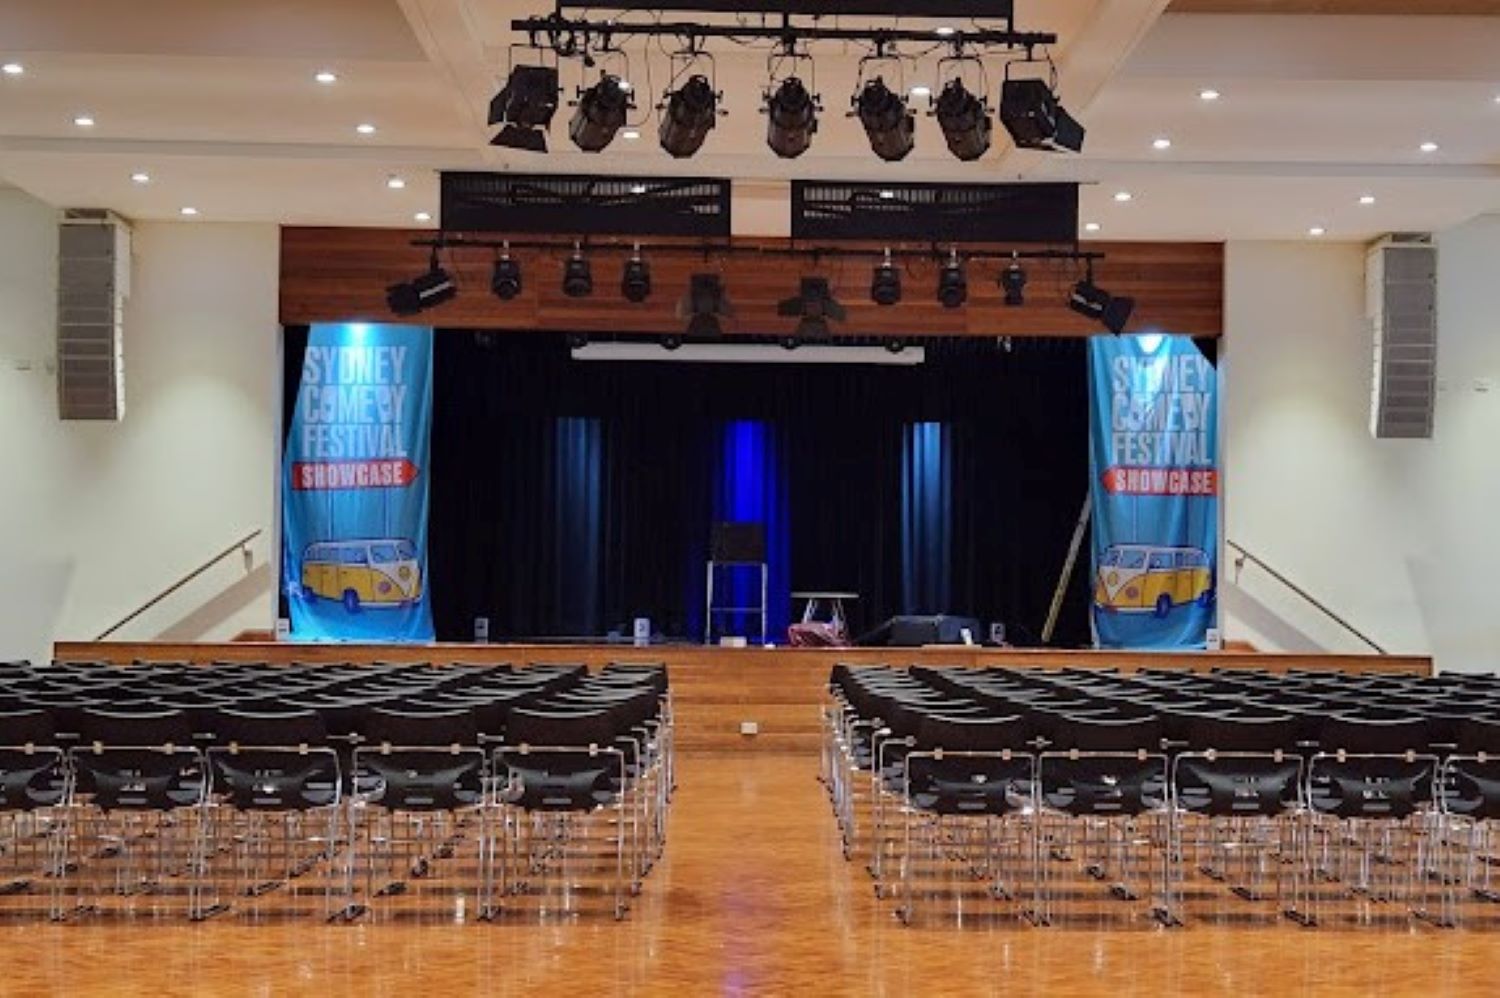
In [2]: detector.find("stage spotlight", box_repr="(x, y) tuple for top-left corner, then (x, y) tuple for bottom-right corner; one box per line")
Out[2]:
(621, 245), (651, 303)
(569, 73), (633, 152)
(937, 248), (967, 309)
(871, 247), (901, 306)
(490, 244), (522, 301)
(562, 243), (593, 298)
(659, 74), (718, 158)
(386, 248), (456, 315)
(934, 78), (992, 161)
(854, 76), (915, 162)
(999, 78), (1085, 153)
(778, 277), (846, 338)
(765, 77), (818, 159)
(660, 334), (683, 351)
(1000, 254), (1027, 307)
(1069, 276), (1136, 334)
(489, 64), (559, 152)
(678, 273), (733, 336)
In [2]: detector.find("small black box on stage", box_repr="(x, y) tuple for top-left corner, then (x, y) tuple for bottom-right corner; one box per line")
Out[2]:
(711, 522), (765, 563)
(859, 614), (983, 647)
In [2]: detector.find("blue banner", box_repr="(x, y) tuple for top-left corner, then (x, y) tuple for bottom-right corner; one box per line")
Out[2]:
(282, 323), (435, 642)
(1088, 335), (1218, 650)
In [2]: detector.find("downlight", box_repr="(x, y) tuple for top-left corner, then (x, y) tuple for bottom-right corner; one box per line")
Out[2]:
(659, 74), (718, 158)
(871, 247), (901, 306)
(854, 76), (915, 162)
(569, 73), (633, 152)
(937, 248), (967, 309)
(934, 78), (992, 162)
(620, 245), (652, 303)
(491, 243), (522, 301)
(562, 243), (593, 298)
(489, 64), (559, 152)
(766, 77), (818, 159)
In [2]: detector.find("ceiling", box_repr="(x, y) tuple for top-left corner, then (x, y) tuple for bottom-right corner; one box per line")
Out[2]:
(0, 0), (1498, 241)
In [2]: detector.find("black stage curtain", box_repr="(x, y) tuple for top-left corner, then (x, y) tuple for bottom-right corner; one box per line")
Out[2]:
(425, 333), (1094, 645)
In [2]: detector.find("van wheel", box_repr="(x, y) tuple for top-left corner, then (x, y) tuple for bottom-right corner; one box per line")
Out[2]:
(1197, 588), (1216, 609)
(1154, 594), (1172, 619)
(342, 589), (361, 614)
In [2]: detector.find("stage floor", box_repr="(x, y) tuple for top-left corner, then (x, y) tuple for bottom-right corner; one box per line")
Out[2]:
(4, 752), (1489, 997)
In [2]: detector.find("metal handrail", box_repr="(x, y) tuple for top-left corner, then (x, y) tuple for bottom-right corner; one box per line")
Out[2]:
(95, 529), (263, 641)
(1225, 539), (1386, 655)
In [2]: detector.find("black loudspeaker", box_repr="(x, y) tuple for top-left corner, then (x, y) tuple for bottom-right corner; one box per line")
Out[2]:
(711, 522), (765, 563)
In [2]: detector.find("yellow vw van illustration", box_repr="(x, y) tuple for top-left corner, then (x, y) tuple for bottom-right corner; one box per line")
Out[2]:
(301, 539), (422, 612)
(1095, 544), (1213, 618)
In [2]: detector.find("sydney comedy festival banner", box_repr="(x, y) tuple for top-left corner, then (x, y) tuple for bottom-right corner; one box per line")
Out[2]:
(282, 323), (435, 642)
(1088, 335), (1218, 650)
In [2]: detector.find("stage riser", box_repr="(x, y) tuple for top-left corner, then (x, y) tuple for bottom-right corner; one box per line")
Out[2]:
(53, 643), (1433, 754)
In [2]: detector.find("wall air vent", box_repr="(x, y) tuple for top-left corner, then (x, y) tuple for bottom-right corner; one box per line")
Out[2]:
(1367, 234), (1437, 440)
(440, 172), (731, 237)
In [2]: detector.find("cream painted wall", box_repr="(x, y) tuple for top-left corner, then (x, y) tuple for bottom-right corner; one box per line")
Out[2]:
(1222, 222), (1500, 672)
(0, 188), (280, 663)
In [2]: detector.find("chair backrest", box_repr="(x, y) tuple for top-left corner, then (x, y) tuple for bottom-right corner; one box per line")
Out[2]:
(0, 708), (55, 746)
(915, 713), (1029, 753)
(1320, 715), (1428, 754)
(1186, 714), (1298, 754)
(1457, 717), (1500, 755)
(77, 708), (195, 747)
(1050, 714), (1163, 753)
(506, 707), (618, 749)
(361, 707), (480, 747)
(213, 708), (327, 747)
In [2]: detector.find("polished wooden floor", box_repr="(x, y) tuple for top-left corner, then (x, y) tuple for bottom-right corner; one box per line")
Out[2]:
(1, 752), (1494, 997)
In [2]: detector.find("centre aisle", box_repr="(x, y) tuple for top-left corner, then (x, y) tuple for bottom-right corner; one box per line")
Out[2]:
(6, 754), (1492, 996)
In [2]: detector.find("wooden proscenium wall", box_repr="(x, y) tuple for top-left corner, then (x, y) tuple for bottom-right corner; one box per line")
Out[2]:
(280, 227), (1224, 337)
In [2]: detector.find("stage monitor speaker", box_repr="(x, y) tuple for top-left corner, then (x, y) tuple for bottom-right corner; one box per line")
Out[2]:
(880, 614), (983, 647)
(711, 521), (765, 563)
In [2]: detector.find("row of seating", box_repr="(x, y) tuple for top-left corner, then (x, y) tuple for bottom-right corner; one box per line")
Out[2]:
(0, 659), (673, 922)
(821, 664), (1500, 928)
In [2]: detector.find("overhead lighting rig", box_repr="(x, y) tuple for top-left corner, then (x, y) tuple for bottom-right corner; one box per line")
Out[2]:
(497, 2), (1066, 163)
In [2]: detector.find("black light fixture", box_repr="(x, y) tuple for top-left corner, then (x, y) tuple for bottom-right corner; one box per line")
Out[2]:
(934, 78), (992, 161)
(569, 73), (633, 152)
(660, 334), (683, 351)
(659, 74), (718, 158)
(854, 76), (914, 162)
(1000, 253), (1027, 307)
(678, 272), (733, 336)
(765, 77), (818, 159)
(778, 276), (846, 338)
(490, 242), (522, 300)
(885, 339), (906, 354)
(870, 247), (901, 306)
(1069, 266), (1135, 334)
(562, 242), (593, 298)
(999, 77), (1085, 153)
(937, 247), (967, 309)
(489, 64), (559, 152)
(620, 244), (651, 302)
(386, 247), (456, 315)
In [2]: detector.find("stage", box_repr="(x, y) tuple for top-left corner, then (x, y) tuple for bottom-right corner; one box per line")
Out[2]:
(56, 642), (1434, 753)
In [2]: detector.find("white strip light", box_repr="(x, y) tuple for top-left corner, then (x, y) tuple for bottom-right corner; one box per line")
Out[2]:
(571, 343), (925, 365)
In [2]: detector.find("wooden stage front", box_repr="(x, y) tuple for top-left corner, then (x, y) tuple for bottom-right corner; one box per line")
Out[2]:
(56, 641), (1434, 753)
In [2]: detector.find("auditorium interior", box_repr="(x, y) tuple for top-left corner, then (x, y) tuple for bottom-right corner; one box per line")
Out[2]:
(5, 1), (1500, 995)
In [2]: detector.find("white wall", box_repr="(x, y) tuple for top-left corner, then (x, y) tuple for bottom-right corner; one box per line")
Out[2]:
(1223, 220), (1500, 672)
(0, 187), (280, 663)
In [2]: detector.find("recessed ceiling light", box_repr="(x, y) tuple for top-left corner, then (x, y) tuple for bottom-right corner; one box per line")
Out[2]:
(1308, 226), (1326, 237)
(386, 175), (406, 190)
(315, 70), (338, 84)
(1, 63), (23, 76)
(414, 211), (432, 222)
(935, 26), (956, 37)
(73, 115), (95, 128)
(1152, 137), (1172, 150)
(909, 84), (932, 98)
(1113, 191), (1133, 202)
(130, 172), (150, 184)
(356, 122), (376, 135)
(1084, 222), (1101, 233)
(630, 183), (647, 194)
(1198, 88), (1220, 101)
(879, 189), (895, 199)
(1419, 141), (1439, 153)
(1359, 194), (1376, 205)
(179, 207), (199, 216)
(621, 128), (641, 140)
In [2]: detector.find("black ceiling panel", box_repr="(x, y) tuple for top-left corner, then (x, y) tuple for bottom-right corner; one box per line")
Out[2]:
(791, 180), (1078, 244)
(440, 172), (732, 237)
